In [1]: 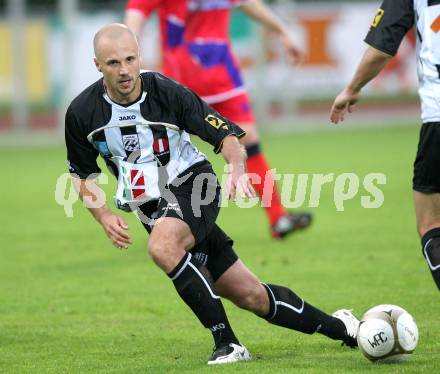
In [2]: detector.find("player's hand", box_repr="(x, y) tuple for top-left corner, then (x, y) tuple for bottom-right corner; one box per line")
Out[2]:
(330, 88), (360, 124)
(225, 163), (256, 200)
(97, 211), (132, 249)
(280, 33), (304, 65)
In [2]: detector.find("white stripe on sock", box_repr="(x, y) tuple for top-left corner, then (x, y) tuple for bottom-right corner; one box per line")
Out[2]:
(170, 253), (192, 281)
(276, 300), (305, 314)
(262, 283), (277, 319)
(188, 262), (220, 299)
(424, 239), (440, 270)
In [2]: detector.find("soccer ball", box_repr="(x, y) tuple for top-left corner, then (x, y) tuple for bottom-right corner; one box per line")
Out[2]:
(357, 304), (419, 363)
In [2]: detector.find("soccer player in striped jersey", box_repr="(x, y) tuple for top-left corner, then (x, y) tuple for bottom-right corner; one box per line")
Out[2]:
(66, 23), (358, 365)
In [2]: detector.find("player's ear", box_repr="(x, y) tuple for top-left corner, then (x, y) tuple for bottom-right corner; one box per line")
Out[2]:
(94, 57), (102, 72)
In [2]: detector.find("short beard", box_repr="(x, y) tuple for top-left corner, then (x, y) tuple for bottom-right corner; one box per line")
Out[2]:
(118, 75), (139, 98)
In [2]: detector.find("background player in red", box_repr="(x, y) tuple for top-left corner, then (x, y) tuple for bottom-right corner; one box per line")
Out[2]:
(125, 0), (312, 239)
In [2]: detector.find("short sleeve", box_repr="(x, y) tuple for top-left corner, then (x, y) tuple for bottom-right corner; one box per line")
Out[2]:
(125, 0), (160, 18)
(364, 0), (414, 56)
(177, 87), (246, 154)
(65, 106), (101, 179)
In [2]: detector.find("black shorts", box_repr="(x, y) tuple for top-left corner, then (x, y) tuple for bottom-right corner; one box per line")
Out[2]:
(413, 122), (440, 193)
(190, 223), (239, 282)
(137, 160), (239, 281)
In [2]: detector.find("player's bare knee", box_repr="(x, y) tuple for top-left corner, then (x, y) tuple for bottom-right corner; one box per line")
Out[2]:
(148, 236), (174, 258)
(148, 241), (180, 273)
(147, 237), (165, 266)
(148, 232), (192, 269)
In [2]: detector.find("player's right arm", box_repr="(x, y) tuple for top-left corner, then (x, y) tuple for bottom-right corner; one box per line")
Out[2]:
(330, 0), (414, 124)
(73, 178), (132, 249)
(65, 106), (132, 249)
(330, 47), (392, 124)
(124, 10), (145, 38)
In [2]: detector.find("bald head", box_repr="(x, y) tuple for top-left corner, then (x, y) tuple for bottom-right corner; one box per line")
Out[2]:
(93, 23), (138, 59)
(93, 23), (142, 105)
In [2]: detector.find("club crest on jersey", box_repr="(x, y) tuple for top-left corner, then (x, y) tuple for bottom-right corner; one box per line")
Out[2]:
(153, 138), (170, 155)
(119, 115), (136, 121)
(122, 134), (140, 152)
(205, 114), (228, 130)
(371, 8), (384, 28)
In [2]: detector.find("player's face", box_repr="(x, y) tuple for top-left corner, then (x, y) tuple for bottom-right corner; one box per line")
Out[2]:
(95, 35), (141, 104)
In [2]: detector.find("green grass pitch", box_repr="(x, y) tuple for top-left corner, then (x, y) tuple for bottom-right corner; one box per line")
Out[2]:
(1, 124), (438, 373)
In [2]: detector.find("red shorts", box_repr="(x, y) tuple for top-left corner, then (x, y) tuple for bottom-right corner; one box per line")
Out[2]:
(209, 93), (256, 125)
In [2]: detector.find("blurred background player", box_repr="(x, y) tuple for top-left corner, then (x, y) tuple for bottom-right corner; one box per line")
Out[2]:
(330, 0), (440, 290)
(124, 0), (312, 240)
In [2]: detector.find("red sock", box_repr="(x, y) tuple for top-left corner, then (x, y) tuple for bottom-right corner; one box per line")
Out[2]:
(246, 152), (286, 225)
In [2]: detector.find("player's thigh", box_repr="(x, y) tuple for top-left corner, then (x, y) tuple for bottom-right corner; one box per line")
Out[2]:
(413, 191), (440, 235)
(149, 217), (195, 248)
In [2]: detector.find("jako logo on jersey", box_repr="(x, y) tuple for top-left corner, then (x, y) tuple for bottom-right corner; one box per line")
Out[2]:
(119, 115), (136, 121)
(153, 138), (169, 154)
(205, 114), (228, 130)
(130, 169), (146, 199)
(371, 8), (384, 28)
(122, 134), (140, 152)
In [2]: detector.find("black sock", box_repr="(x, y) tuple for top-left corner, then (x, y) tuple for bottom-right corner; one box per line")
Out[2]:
(168, 252), (239, 347)
(261, 284), (347, 341)
(421, 228), (440, 290)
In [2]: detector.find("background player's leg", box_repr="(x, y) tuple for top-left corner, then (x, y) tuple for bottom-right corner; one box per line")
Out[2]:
(414, 191), (440, 289)
(239, 124), (312, 239)
(239, 124), (284, 223)
(214, 259), (357, 346)
(148, 217), (239, 348)
(211, 95), (312, 239)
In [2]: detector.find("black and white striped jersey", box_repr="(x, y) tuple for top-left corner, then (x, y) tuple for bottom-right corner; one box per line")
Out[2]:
(65, 71), (245, 209)
(365, 0), (440, 123)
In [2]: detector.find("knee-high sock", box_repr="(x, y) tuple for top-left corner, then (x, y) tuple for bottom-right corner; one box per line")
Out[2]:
(246, 143), (286, 225)
(168, 252), (239, 347)
(421, 228), (440, 290)
(261, 284), (347, 341)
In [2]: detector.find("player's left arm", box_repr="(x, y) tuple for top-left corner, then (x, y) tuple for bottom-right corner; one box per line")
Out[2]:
(330, 0), (414, 124)
(161, 74), (255, 199)
(239, 0), (303, 64)
(220, 136), (256, 200)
